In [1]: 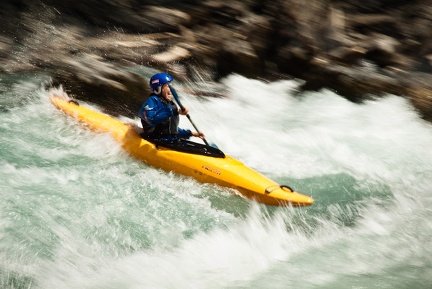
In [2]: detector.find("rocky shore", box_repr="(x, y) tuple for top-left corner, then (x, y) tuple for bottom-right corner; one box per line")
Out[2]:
(1, 0), (432, 121)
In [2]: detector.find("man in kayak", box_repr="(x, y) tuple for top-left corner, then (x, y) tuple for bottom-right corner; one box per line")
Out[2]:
(138, 72), (204, 140)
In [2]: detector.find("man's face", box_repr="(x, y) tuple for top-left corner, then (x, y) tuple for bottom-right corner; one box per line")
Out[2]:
(160, 83), (172, 101)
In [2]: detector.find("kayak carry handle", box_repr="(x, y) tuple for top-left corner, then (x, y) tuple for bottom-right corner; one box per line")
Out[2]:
(265, 185), (294, 194)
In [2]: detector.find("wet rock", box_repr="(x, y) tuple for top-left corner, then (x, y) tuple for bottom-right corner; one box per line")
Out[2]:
(139, 6), (191, 33)
(394, 72), (432, 121)
(301, 61), (401, 102)
(328, 46), (367, 66)
(1, 0), (432, 122)
(417, 54), (432, 73)
(277, 45), (316, 78)
(407, 88), (432, 122)
(217, 38), (261, 79)
(349, 14), (401, 37)
(360, 33), (401, 68)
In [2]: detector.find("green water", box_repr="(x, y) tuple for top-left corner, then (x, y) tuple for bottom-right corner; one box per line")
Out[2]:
(1, 73), (431, 288)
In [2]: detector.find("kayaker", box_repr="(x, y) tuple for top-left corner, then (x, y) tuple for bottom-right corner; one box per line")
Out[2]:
(138, 72), (204, 140)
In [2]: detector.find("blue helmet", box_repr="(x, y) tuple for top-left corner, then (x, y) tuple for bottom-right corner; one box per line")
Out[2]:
(149, 73), (173, 94)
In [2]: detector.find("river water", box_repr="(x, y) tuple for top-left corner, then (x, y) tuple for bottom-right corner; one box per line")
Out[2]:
(1, 72), (431, 288)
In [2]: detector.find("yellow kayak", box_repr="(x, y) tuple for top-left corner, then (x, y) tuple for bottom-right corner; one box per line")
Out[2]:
(50, 95), (313, 207)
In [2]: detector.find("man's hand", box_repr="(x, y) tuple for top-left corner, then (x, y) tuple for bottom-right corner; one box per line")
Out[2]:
(191, 131), (205, 139)
(179, 107), (189, 115)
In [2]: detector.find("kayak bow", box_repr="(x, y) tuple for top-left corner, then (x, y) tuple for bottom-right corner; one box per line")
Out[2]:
(50, 95), (313, 207)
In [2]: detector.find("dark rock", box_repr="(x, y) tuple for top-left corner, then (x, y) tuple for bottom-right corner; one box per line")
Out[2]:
(328, 46), (367, 66)
(407, 89), (432, 122)
(216, 38), (261, 79)
(139, 6), (191, 33)
(349, 14), (401, 37)
(1, 0), (432, 121)
(301, 61), (402, 102)
(395, 72), (432, 121)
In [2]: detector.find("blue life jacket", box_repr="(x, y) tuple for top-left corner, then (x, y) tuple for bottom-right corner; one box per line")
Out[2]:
(138, 94), (191, 139)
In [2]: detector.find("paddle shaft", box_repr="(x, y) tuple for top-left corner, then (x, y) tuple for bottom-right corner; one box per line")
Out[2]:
(169, 84), (210, 146)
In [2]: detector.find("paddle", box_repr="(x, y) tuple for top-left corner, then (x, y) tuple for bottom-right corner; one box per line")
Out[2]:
(168, 84), (211, 147)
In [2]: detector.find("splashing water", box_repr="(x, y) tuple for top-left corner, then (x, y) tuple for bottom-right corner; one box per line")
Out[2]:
(1, 73), (431, 289)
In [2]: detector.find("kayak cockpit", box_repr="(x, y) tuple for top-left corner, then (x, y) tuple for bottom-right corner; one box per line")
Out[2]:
(142, 136), (226, 158)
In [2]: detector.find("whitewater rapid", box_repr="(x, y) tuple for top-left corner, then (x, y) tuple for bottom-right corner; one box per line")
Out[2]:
(1, 73), (431, 289)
